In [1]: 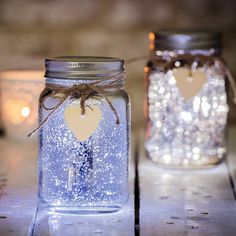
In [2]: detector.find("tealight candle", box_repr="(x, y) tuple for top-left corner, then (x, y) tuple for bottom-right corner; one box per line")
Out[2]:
(0, 70), (44, 140)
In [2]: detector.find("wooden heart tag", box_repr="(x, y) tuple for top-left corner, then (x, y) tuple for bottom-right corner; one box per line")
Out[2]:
(64, 100), (102, 141)
(173, 67), (207, 100)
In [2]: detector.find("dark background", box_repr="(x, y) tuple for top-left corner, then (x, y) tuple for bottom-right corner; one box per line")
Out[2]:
(0, 0), (236, 126)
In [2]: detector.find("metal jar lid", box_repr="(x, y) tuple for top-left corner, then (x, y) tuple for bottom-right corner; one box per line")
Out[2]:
(45, 56), (124, 79)
(149, 30), (222, 50)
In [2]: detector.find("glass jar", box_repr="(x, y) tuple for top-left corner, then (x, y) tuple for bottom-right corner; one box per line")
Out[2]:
(145, 31), (229, 168)
(38, 56), (130, 213)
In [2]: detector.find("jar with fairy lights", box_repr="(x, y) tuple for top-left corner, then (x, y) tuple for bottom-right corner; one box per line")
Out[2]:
(30, 56), (130, 213)
(145, 30), (232, 168)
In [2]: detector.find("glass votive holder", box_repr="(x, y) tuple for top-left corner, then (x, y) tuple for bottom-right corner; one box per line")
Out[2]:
(0, 70), (44, 140)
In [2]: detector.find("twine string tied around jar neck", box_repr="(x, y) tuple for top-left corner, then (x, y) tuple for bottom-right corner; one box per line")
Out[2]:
(27, 72), (125, 138)
(127, 54), (236, 104)
(27, 55), (236, 138)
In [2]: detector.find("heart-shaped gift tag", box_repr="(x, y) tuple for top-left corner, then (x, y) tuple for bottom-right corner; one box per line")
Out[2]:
(173, 67), (207, 100)
(64, 100), (102, 141)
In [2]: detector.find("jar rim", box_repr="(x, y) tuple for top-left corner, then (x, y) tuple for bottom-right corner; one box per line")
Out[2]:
(149, 30), (222, 51)
(45, 56), (125, 79)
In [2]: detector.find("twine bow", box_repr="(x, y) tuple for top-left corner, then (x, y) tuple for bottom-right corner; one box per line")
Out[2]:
(27, 74), (124, 137)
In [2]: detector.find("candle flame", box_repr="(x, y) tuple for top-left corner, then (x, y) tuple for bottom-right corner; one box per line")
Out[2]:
(21, 106), (31, 118)
(3, 99), (31, 124)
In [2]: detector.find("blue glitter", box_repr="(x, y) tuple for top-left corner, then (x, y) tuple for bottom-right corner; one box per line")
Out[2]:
(38, 78), (130, 213)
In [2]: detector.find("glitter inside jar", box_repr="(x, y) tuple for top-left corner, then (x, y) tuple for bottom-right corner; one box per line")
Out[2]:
(145, 31), (229, 168)
(38, 57), (130, 213)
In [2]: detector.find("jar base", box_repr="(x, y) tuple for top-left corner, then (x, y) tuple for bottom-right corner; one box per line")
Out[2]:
(148, 160), (224, 170)
(40, 204), (122, 214)
(146, 149), (225, 169)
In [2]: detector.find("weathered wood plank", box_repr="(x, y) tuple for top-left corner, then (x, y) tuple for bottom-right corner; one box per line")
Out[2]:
(0, 138), (37, 236)
(139, 130), (236, 236)
(227, 126), (236, 197)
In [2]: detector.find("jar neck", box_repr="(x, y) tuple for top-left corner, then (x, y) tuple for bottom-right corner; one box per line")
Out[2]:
(150, 48), (221, 60)
(45, 72), (126, 89)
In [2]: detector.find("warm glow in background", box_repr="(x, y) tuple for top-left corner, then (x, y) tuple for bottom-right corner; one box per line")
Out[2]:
(0, 0), (235, 128)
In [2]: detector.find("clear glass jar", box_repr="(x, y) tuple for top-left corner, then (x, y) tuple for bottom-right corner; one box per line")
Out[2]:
(38, 57), (130, 213)
(145, 31), (229, 168)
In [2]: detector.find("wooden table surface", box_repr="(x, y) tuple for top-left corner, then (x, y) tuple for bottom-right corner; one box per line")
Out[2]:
(0, 127), (236, 236)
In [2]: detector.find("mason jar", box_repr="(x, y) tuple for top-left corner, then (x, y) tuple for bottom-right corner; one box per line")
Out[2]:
(145, 31), (229, 168)
(37, 56), (130, 213)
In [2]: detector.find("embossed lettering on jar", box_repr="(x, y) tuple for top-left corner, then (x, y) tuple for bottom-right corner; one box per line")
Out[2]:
(38, 57), (130, 213)
(145, 31), (229, 168)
